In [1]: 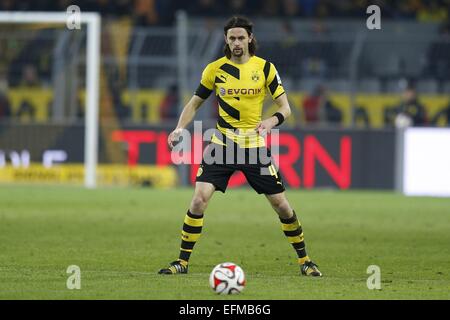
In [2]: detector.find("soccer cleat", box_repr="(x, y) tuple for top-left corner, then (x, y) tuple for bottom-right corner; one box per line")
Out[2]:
(300, 261), (322, 277)
(158, 260), (188, 275)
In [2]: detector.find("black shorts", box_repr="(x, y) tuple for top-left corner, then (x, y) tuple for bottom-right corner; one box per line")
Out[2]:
(195, 141), (285, 195)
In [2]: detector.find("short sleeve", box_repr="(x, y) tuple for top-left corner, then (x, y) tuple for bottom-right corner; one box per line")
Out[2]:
(265, 62), (285, 100)
(194, 63), (215, 99)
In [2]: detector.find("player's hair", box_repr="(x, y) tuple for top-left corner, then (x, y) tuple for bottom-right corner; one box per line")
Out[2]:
(223, 16), (258, 58)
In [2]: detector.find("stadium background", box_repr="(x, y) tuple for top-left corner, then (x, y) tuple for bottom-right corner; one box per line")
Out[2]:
(0, 0), (449, 190)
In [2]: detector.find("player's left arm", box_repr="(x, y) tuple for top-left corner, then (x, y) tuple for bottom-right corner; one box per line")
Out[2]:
(256, 93), (291, 136)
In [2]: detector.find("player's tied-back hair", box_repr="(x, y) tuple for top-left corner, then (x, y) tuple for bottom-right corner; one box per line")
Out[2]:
(223, 16), (258, 58)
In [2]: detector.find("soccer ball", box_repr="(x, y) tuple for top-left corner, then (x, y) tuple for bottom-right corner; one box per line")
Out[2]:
(209, 262), (245, 295)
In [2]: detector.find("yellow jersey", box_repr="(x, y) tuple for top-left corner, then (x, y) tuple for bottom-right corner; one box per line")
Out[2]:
(195, 55), (285, 148)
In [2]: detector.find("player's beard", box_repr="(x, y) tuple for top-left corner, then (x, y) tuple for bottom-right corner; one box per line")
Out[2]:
(232, 48), (244, 57)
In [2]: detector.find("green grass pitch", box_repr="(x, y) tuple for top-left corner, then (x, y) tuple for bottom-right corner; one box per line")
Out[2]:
(0, 185), (449, 300)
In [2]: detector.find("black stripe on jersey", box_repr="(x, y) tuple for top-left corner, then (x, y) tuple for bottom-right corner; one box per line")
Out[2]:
(215, 76), (225, 84)
(217, 115), (237, 130)
(234, 97), (240, 100)
(274, 91), (285, 100)
(195, 83), (212, 99)
(263, 61), (271, 80)
(220, 63), (240, 79)
(217, 95), (240, 120)
(268, 76), (280, 96)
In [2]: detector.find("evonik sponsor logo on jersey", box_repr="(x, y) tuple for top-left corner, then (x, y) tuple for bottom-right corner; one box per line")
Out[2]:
(219, 88), (263, 96)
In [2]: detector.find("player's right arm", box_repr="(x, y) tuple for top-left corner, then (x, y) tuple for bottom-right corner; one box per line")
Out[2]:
(167, 62), (216, 148)
(168, 95), (205, 148)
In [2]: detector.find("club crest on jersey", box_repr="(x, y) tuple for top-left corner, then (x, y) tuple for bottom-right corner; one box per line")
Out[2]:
(219, 87), (226, 96)
(251, 71), (260, 82)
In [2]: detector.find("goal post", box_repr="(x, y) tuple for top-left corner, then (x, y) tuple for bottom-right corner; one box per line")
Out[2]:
(0, 11), (101, 188)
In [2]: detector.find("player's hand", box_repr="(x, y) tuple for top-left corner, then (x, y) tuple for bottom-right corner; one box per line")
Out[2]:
(168, 128), (184, 149)
(256, 117), (278, 137)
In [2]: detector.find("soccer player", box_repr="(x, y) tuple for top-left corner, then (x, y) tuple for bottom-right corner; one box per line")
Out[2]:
(158, 16), (322, 277)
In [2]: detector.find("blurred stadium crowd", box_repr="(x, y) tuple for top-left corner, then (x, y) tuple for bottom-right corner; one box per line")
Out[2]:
(1, 0), (449, 25)
(0, 0), (449, 127)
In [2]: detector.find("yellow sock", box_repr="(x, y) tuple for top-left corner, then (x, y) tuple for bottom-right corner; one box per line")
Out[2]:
(279, 211), (310, 264)
(178, 210), (203, 263)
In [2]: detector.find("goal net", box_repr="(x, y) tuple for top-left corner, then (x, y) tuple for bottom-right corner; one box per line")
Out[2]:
(0, 11), (185, 190)
(0, 11), (100, 188)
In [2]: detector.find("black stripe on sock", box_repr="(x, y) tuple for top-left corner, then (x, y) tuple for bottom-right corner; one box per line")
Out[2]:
(283, 228), (302, 237)
(181, 240), (195, 250)
(179, 250), (191, 261)
(187, 210), (203, 219)
(296, 249), (307, 258)
(292, 241), (305, 250)
(280, 214), (297, 224)
(183, 223), (202, 234)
